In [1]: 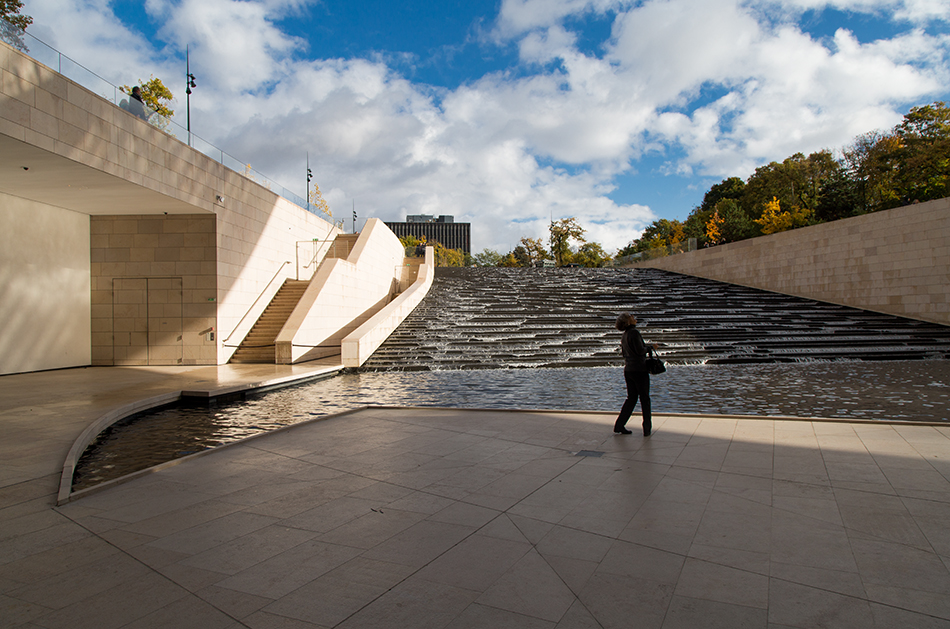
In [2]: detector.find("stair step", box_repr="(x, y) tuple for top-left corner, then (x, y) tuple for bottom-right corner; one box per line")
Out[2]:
(228, 278), (311, 364)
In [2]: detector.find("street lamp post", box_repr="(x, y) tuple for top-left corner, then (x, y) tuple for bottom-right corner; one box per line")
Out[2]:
(186, 46), (197, 145)
(306, 152), (312, 213)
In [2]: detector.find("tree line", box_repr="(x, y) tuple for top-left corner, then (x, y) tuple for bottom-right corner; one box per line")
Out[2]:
(471, 218), (613, 268)
(401, 218), (616, 268)
(620, 101), (950, 255)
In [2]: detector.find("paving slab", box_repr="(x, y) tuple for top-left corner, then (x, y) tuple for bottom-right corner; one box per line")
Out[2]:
(3, 367), (950, 627)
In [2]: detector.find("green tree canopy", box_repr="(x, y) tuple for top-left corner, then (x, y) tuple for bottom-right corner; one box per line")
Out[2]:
(701, 176), (745, 213)
(473, 249), (503, 267)
(573, 242), (613, 267)
(895, 101), (950, 203)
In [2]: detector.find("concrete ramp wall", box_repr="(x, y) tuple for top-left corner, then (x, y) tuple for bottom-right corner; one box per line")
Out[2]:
(629, 197), (950, 327)
(275, 219), (407, 363)
(342, 247), (434, 368)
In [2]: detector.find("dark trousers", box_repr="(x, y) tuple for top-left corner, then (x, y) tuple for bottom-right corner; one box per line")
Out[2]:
(615, 370), (651, 431)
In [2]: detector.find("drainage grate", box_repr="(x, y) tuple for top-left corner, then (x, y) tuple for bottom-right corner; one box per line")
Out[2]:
(575, 450), (605, 457)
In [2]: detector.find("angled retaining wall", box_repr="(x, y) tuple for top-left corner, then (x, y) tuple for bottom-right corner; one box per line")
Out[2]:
(342, 247), (434, 367)
(629, 197), (950, 327)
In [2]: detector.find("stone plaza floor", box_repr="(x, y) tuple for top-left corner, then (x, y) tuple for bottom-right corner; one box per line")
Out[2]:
(3, 366), (950, 628)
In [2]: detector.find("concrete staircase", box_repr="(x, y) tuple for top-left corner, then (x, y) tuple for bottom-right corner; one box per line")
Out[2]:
(229, 279), (310, 363)
(326, 234), (359, 260)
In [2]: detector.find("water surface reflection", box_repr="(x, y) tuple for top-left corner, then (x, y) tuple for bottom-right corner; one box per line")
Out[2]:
(73, 360), (950, 490)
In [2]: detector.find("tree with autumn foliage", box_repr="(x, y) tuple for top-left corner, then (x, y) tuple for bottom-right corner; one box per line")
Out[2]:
(519, 237), (551, 266)
(0, 0), (31, 50)
(434, 242), (465, 267)
(665, 100), (950, 250)
(549, 217), (586, 266)
(753, 197), (813, 235)
(399, 235), (466, 267)
(309, 184), (331, 217)
(618, 218), (690, 256)
(705, 210), (724, 246)
(121, 76), (175, 119)
(499, 252), (520, 267)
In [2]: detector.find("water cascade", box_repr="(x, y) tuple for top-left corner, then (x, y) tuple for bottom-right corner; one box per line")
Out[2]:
(359, 267), (950, 370)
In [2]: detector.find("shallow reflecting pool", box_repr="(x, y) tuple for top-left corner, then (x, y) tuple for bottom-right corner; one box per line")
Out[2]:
(73, 360), (950, 490)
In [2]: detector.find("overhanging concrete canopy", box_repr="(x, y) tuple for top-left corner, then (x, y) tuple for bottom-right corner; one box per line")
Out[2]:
(0, 134), (205, 216)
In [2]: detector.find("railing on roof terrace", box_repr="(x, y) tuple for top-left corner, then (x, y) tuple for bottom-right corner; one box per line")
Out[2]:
(1, 18), (337, 225)
(613, 237), (699, 266)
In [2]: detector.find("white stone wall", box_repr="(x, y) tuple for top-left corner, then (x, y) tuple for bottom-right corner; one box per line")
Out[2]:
(277, 219), (406, 363)
(631, 197), (950, 326)
(214, 194), (339, 364)
(1, 39), (341, 370)
(0, 195), (91, 375)
(342, 247), (434, 367)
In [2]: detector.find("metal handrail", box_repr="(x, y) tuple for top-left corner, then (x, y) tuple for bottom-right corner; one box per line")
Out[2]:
(222, 261), (291, 345)
(296, 239), (336, 281)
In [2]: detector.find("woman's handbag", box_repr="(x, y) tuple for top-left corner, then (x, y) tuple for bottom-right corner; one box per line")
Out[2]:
(645, 348), (666, 375)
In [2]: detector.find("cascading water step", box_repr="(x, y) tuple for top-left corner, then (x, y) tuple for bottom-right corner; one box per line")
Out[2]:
(357, 267), (950, 371)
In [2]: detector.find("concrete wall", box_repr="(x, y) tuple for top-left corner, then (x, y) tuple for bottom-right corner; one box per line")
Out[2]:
(90, 215), (217, 365)
(215, 196), (338, 364)
(342, 247), (434, 367)
(1, 39), (340, 371)
(631, 197), (950, 326)
(277, 219), (407, 364)
(0, 194), (90, 374)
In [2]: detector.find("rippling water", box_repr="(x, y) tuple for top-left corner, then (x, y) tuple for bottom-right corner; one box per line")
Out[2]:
(72, 360), (950, 490)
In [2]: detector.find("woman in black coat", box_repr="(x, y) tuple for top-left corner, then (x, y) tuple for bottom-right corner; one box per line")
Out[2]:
(614, 312), (654, 436)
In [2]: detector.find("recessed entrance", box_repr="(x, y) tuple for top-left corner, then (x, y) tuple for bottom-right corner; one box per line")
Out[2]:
(112, 277), (183, 365)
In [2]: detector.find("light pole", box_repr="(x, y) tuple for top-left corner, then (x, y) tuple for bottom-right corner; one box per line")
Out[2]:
(186, 46), (197, 145)
(306, 152), (312, 212)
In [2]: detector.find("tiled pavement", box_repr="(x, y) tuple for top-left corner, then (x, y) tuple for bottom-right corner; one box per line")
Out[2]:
(3, 368), (950, 627)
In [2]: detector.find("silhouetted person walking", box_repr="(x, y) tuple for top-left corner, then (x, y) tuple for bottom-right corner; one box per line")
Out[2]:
(614, 312), (654, 436)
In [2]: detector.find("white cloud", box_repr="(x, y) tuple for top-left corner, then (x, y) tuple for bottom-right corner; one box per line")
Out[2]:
(146, 0), (307, 92)
(17, 0), (950, 253)
(754, 0), (950, 24)
(24, 0), (173, 85)
(495, 0), (624, 38)
(600, 0), (949, 177)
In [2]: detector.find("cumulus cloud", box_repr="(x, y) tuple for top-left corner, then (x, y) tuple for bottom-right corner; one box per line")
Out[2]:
(494, 0), (623, 38)
(18, 0), (950, 253)
(147, 0), (308, 92)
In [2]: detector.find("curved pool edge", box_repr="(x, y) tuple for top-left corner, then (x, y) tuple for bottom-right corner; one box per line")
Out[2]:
(57, 365), (344, 506)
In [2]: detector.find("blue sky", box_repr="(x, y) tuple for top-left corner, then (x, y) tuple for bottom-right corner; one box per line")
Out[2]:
(23, 0), (950, 253)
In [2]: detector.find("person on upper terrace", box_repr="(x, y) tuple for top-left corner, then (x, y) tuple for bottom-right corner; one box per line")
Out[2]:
(127, 86), (148, 121)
